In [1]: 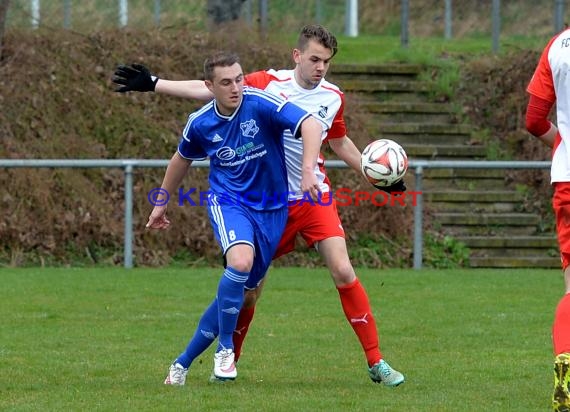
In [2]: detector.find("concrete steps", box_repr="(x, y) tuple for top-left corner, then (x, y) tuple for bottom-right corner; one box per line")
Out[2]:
(331, 63), (558, 268)
(423, 190), (524, 212)
(370, 122), (473, 145)
(456, 236), (558, 259)
(404, 143), (488, 159)
(433, 212), (541, 236)
(469, 256), (560, 268)
(422, 168), (505, 189)
(361, 102), (455, 123)
(331, 63), (427, 80)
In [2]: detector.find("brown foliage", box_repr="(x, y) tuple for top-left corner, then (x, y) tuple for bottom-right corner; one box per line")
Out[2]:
(456, 49), (553, 223)
(0, 27), (412, 267)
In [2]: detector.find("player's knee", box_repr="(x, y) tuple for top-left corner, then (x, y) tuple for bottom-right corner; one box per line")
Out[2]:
(329, 260), (356, 285)
(227, 257), (253, 273)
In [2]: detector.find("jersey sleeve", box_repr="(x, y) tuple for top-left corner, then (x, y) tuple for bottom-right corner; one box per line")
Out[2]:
(177, 116), (207, 160)
(276, 101), (311, 139)
(325, 93), (347, 141)
(244, 70), (274, 90)
(527, 35), (557, 103)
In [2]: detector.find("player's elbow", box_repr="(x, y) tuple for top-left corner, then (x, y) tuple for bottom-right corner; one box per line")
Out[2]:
(525, 94), (554, 137)
(525, 110), (551, 137)
(301, 116), (323, 139)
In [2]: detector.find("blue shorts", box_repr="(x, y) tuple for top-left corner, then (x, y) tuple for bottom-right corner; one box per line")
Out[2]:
(207, 193), (287, 289)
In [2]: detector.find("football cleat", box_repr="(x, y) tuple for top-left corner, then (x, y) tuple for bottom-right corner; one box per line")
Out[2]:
(208, 371), (235, 384)
(213, 348), (237, 381)
(553, 353), (570, 412)
(368, 359), (405, 387)
(164, 362), (188, 386)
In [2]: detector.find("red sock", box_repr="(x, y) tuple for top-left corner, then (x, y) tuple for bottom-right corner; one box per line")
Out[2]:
(337, 278), (382, 367)
(233, 305), (255, 362)
(553, 293), (570, 355)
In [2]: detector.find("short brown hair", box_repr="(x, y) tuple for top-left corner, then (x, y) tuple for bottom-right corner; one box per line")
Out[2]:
(296, 24), (338, 58)
(203, 51), (240, 81)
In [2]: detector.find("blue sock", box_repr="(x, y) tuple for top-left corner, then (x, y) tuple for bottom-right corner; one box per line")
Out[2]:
(217, 267), (248, 351)
(175, 298), (219, 368)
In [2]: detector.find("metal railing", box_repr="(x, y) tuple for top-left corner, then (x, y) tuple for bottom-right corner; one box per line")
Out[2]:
(0, 158), (552, 269)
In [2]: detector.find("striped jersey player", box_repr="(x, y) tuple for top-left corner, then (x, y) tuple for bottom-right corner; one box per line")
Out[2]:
(526, 27), (570, 411)
(144, 51), (323, 383)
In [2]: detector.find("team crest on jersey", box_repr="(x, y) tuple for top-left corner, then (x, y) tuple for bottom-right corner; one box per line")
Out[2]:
(318, 106), (328, 118)
(240, 119), (259, 138)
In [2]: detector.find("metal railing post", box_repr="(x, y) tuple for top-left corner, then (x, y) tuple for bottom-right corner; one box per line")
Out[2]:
(491, 0), (500, 54)
(401, 0), (409, 48)
(0, 159), (552, 270)
(413, 165), (424, 270)
(444, 0), (452, 40)
(124, 164), (134, 268)
(555, 0), (565, 34)
(63, 0), (71, 29)
(154, 0), (161, 26)
(118, 0), (128, 28)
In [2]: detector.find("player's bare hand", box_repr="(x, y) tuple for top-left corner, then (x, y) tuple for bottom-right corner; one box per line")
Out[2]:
(146, 205), (170, 229)
(301, 171), (321, 201)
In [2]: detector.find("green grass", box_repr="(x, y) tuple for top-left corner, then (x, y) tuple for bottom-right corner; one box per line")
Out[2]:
(0, 267), (561, 411)
(271, 33), (548, 65)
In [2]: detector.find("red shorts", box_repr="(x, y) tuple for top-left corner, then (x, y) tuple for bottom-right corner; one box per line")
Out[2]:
(553, 182), (570, 269)
(274, 192), (345, 259)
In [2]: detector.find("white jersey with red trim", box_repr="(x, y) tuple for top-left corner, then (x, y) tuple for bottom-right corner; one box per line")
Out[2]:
(245, 69), (347, 199)
(528, 28), (570, 182)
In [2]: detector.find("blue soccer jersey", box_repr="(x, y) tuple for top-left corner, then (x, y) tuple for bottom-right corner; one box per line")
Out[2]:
(178, 87), (310, 211)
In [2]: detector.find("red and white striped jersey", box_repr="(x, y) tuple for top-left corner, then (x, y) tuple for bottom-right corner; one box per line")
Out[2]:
(528, 28), (570, 182)
(245, 69), (347, 199)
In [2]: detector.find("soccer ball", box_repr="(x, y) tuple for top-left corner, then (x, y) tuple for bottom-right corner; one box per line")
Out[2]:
(360, 139), (408, 187)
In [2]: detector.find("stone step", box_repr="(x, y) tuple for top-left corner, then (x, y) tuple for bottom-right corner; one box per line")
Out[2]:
(376, 132), (469, 146)
(330, 63), (422, 81)
(469, 256), (560, 268)
(360, 102), (455, 123)
(425, 190), (523, 203)
(356, 92), (429, 102)
(424, 190), (524, 212)
(471, 248), (557, 257)
(443, 225), (539, 236)
(333, 63), (423, 75)
(374, 122), (472, 146)
(421, 179), (506, 190)
(434, 212), (541, 236)
(459, 235), (559, 259)
(378, 123), (472, 135)
(405, 143), (488, 159)
(339, 79), (430, 94)
(455, 235), (558, 248)
(424, 168), (506, 179)
(362, 101), (451, 114)
(426, 201), (518, 213)
(417, 168), (506, 190)
(434, 212), (540, 226)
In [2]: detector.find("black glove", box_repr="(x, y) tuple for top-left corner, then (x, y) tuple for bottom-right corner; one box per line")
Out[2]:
(374, 179), (407, 194)
(113, 63), (158, 93)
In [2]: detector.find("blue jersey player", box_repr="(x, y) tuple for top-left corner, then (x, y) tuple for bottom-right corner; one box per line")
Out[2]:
(145, 51), (323, 384)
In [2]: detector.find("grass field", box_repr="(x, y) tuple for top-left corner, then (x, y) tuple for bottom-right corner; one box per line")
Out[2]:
(0, 267), (561, 411)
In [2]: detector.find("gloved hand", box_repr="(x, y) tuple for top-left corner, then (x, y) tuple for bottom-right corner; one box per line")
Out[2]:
(113, 63), (158, 93)
(374, 179), (407, 194)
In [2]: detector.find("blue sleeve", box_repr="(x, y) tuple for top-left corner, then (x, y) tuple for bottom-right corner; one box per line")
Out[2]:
(178, 118), (207, 160)
(275, 101), (311, 139)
